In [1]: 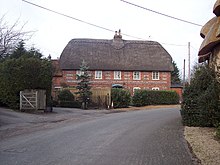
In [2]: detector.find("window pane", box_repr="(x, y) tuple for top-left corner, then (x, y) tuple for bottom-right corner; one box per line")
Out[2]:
(152, 72), (159, 80)
(95, 71), (102, 79)
(133, 71), (140, 80)
(114, 71), (121, 79)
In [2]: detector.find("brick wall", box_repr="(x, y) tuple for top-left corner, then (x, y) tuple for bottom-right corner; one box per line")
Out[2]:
(53, 70), (171, 95)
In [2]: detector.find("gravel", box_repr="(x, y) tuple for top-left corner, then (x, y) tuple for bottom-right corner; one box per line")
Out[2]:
(184, 126), (220, 165)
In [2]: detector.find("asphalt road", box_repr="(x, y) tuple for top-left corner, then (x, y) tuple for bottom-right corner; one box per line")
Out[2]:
(0, 107), (193, 165)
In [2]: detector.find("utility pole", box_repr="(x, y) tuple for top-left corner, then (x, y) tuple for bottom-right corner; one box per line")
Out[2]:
(188, 42), (191, 84)
(183, 59), (186, 88)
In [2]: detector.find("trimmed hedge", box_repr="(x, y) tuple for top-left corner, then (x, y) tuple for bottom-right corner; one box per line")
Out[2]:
(132, 90), (179, 107)
(111, 88), (131, 108)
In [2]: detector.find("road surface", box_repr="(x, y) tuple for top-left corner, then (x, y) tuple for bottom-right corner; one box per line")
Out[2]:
(0, 107), (193, 165)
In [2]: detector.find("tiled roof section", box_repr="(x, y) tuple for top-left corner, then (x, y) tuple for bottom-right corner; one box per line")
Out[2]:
(60, 38), (173, 71)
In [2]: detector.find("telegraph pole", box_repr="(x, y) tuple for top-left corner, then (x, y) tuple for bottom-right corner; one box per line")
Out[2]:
(188, 42), (191, 84)
(183, 59), (186, 88)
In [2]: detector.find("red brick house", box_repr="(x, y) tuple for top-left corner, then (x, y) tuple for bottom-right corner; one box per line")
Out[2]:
(52, 32), (173, 96)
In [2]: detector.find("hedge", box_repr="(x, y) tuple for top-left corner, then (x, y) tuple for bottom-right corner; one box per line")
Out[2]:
(181, 64), (220, 127)
(111, 88), (131, 108)
(0, 57), (52, 109)
(57, 90), (81, 108)
(132, 90), (179, 107)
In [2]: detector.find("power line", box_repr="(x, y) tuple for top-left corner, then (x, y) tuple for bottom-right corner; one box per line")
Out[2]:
(120, 0), (202, 27)
(22, 0), (190, 47)
(22, 0), (143, 40)
(161, 42), (186, 47)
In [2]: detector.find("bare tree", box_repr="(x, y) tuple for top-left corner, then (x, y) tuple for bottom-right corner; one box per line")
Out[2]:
(0, 15), (33, 59)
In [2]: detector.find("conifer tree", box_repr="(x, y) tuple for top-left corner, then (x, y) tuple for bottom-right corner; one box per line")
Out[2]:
(75, 60), (92, 109)
(171, 60), (181, 84)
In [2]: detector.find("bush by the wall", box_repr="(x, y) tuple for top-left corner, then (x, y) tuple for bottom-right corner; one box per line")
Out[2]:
(132, 90), (179, 107)
(181, 64), (220, 127)
(58, 90), (75, 102)
(57, 90), (81, 108)
(111, 88), (131, 108)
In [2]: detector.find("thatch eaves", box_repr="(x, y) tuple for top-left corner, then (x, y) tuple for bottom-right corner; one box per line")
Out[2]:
(60, 38), (173, 72)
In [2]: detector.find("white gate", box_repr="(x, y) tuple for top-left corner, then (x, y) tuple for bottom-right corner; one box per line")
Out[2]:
(20, 89), (46, 111)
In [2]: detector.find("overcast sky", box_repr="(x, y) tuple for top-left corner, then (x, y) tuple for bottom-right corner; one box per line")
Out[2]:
(0, 0), (216, 77)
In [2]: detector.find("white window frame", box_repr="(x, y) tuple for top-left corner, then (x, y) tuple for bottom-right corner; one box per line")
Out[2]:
(76, 70), (83, 79)
(95, 71), (102, 79)
(133, 71), (141, 80)
(114, 71), (121, 80)
(152, 87), (160, 90)
(76, 70), (83, 76)
(152, 72), (159, 80)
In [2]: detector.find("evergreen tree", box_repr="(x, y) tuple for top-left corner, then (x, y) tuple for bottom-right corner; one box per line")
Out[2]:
(75, 60), (92, 109)
(9, 41), (43, 59)
(10, 40), (27, 59)
(171, 60), (181, 84)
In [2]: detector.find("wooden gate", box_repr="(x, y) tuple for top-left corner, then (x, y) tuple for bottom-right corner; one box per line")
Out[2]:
(90, 88), (111, 109)
(20, 89), (46, 111)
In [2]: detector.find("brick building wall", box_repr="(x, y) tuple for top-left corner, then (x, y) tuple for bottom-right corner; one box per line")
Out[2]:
(53, 70), (171, 95)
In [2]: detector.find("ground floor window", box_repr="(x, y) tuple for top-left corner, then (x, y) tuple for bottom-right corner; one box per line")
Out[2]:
(133, 87), (141, 93)
(152, 87), (159, 90)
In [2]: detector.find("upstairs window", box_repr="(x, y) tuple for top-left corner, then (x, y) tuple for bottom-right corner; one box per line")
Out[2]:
(114, 71), (121, 80)
(76, 70), (82, 76)
(133, 71), (141, 80)
(76, 70), (83, 79)
(152, 72), (159, 80)
(95, 71), (102, 79)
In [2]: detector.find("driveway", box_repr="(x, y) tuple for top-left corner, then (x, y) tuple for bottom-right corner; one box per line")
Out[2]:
(0, 106), (194, 165)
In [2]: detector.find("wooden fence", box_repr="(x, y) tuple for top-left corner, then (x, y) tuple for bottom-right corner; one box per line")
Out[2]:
(90, 88), (111, 109)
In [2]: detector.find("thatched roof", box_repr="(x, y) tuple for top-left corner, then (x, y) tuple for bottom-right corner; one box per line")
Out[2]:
(60, 38), (173, 71)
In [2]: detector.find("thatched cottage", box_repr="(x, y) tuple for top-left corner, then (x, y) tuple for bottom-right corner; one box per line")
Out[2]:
(52, 32), (173, 95)
(199, 0), (220, 73)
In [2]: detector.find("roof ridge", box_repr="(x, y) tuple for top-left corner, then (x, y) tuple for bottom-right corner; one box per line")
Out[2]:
(70, 38), (160, 45)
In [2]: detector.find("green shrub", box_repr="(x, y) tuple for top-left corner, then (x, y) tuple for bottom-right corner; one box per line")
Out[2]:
(57, 90), (82, 108)
(0, 57), (52, 109)
(181, 64), (220, 127)
(111, 88), (131, 108)
(132, 90), (179, 107)
(58, 90), (75, 102)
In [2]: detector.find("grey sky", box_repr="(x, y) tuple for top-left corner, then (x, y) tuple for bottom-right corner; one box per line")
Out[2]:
(0, 0), (216, 77)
